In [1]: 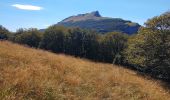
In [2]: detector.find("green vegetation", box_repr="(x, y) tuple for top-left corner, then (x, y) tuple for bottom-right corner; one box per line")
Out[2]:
(39, 26), (67, 52)
(13, 28), (43, 47)
(39, 26), (127, 63)
(0, 25), (11, 40)
(97, 32), (128, 63)
(124, 12), (170, 80)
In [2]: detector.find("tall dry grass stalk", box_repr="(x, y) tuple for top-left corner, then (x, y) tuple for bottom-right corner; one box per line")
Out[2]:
(0, 41), (169, 100)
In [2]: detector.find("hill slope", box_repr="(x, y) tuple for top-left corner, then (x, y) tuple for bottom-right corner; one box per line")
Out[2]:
(56, 11), (140, 34)
(0, 41), (169, 100)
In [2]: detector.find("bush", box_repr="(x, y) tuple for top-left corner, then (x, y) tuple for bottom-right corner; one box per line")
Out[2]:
(98, 32), (128, 63)
(14, 28), (43, 47)
(39, 26), (68, 52)
(0, 25), (10, 40)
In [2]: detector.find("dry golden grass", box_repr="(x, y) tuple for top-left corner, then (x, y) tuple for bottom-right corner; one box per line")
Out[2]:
(0, 41), (170, 100)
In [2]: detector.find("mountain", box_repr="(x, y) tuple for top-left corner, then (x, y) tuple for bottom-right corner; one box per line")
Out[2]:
(0, 41), (169, 99)
(56, 11), (140, 34)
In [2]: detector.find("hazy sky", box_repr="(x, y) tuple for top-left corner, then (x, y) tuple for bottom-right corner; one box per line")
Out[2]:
(0, 0), (170, 31)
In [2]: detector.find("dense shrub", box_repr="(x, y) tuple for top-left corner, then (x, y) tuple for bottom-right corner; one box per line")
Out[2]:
(39, 26), (68, 53)
(14, 28), (43, 47)
(98, 32), (128, 63)
(66, 28), (99, 58)
(39, 26), (128, 63)
(0, 25), (10, 40)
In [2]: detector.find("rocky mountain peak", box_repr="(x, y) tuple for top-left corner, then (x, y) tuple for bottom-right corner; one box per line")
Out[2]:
(88, 11), (101, 17)
(60, 11), (103, 23)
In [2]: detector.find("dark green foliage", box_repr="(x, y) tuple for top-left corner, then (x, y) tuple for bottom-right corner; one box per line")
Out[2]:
(65, 28), (86, 56)
(0, 25), (10, 40)
(81, 30), (99, 59)
(98, 32), (128, 63)
(39, 26), (67, 53)
(66, 28), (98, 58)
(125, 12), (170, 80)
(14, 28), (42, 47)
(39, 26), (127, 64)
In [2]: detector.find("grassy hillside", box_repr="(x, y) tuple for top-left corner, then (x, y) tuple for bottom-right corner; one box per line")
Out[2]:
(0, 41), (169, 100)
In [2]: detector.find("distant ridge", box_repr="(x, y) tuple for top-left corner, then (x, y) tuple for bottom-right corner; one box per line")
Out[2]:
(56, 11), (140, 34)
(60, 11), (104, 22)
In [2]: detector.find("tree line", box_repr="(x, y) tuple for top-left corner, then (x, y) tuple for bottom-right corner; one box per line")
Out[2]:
(0, 11), (170, 81)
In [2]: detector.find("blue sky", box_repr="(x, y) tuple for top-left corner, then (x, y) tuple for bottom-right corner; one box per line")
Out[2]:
(0, 0), (170, 32)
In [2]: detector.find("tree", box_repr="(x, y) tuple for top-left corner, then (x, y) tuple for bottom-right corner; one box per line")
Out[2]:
(124, 12), (170, 79)
(39, 26), (68, 53)
(82, 30), (99, 59)
(14, 28), (42, 47)
(66, 28), (87, 56)
(99, 32), (128, 63)
(0, 25), (10, 40)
